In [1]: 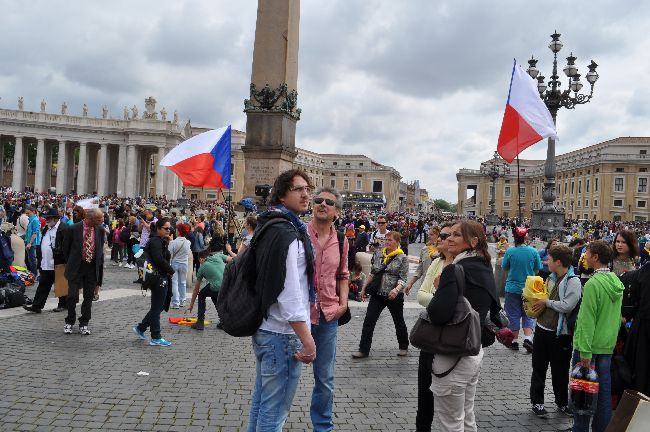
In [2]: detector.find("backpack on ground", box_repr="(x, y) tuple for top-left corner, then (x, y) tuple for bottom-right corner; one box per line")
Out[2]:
(217, 219), (291, 337)
(0, 282), (28, 309)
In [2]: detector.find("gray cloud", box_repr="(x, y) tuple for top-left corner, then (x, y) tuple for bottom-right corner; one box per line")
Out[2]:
(0, 0), (648, 200)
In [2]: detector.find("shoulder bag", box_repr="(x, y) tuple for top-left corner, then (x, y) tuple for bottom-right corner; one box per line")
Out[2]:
(409, 264), (482, 377)
(364, 256), (396, 296)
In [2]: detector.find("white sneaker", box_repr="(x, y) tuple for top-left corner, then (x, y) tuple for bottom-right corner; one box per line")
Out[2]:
(80, 326), (91, 335)
(118, 262), (123, 267)
(64, 324), (73, 334)
(111, 262), (118, 266)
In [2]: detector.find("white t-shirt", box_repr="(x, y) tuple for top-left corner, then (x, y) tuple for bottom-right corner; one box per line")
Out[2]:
(40, 222), (59, 271)
(260, 239), (310, 334)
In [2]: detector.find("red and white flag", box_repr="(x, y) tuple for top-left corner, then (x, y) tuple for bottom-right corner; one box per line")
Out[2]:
(497, 61), (558, 163)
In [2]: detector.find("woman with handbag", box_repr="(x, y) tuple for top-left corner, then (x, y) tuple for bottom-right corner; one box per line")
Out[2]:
(133, 218), (175, 347)
(352, 231), (410, 359)
(425, 220), (497, 431)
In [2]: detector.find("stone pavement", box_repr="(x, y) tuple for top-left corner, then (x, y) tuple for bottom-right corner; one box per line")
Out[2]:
(0, 243), (574, 431)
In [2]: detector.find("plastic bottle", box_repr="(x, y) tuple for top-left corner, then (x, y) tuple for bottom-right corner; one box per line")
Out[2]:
(569, 363), (599, 416)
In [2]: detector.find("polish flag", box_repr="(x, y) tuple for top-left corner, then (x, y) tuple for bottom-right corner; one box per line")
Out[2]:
(160, 126), (232, 189)
(497, 61), (558, 163)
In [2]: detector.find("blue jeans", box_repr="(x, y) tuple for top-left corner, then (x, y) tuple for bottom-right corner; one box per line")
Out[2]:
(26, 245), (37, 275)
(170, 262), (187, 306)
(248, 330), (303, 432)
(572, 351), (612, 432)
(311, 312), (338, 431)
(138, 280), (168, 340)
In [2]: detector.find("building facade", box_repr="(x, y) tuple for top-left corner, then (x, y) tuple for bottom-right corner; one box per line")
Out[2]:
(0, 97), (187, 198)
(457, 137), (650, 222)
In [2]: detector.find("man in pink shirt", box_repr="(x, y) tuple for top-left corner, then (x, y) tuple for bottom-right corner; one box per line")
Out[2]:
(307, 187), (349, 431)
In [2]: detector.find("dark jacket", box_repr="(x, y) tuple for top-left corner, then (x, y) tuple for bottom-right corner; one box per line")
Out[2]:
(145, 234), (174, 275)
(249, 210), (313, 320)
(427, 256), (499, 326)
(62, 221), (105, 282)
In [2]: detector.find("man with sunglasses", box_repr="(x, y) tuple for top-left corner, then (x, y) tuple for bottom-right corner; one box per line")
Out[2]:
(307, 188), (350, 431)
(370, 216), (389, 255)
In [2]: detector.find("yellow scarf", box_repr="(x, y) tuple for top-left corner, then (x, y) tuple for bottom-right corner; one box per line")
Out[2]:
(427, 245), (438, 258)
(382, 247), (404, 264)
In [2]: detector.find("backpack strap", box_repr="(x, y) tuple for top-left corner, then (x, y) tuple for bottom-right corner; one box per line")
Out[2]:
(336, 231), (345, 278)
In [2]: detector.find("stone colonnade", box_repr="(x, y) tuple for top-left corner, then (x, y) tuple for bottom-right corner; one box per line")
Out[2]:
(2, 134), (174, 197)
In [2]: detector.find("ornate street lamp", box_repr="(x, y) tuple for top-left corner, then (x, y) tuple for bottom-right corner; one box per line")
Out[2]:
(480, 151), (510, 225)
(526, 31), (599, 240)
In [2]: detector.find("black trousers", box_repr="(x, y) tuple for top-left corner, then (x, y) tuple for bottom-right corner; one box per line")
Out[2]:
(197, 285), (218, 322)
(358, 293), (409, 354)
(31, 270), (67, 310)
(416, 350), (435, 432)
(530, 325), (572, 406)
(65, 261), (97, 326)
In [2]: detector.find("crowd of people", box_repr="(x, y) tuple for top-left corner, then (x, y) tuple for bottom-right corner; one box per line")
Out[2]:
(1, 181), (649, 432)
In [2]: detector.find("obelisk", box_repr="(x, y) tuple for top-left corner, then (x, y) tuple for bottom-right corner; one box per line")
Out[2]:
(242, 0), (301, 197)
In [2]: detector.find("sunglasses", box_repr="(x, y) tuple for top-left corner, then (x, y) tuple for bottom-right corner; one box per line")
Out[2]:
(313, 197), (336, 206)
(377, 221), (386, 224)
(162, 227), (171, 231)
(439, 232), (451, 240)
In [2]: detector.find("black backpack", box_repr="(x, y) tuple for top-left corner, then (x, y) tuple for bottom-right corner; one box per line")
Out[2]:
(217, 219), (291, 337)
(119, 226), (130, 243)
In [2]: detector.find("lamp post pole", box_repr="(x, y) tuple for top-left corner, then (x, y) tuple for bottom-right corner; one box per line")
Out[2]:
(526, 31), (599, 240)
(481, 151), (510, 226)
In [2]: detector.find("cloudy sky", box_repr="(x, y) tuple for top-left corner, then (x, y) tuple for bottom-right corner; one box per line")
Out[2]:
(1, 0), (648, 201)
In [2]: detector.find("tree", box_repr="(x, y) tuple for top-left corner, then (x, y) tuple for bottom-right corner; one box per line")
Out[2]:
(434, 199), (455, 212)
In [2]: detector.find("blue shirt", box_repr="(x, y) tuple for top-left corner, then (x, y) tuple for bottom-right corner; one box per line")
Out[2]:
(502, 245), (543, 294)
(25, 214), (42, 246)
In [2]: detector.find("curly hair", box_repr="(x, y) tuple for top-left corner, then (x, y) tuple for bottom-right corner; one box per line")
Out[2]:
(269, 169), (313, 206)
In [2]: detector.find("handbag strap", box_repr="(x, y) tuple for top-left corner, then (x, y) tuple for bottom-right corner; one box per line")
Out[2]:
(433, 357), (462, 378)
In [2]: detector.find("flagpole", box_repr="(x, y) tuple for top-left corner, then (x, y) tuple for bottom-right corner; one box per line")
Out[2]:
(516, 155), (523, 223)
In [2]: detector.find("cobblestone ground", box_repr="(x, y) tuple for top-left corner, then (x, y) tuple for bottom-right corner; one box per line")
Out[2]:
(0, 243), (573, 431)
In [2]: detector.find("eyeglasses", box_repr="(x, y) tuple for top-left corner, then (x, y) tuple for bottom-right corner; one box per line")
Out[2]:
(313, 197), (336, 206)
(439, 232), (451, 240)
(377, 221), (386, 225)
(289, 185), (314, 194)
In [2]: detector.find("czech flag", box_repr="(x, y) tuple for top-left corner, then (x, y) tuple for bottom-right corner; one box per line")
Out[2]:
(497, 61), (558, 163)
(160, 126), (232, 189)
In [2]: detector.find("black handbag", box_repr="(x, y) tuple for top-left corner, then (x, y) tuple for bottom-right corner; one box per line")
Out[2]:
(409, 265), (482, 377)
(365, 256), (396, 296)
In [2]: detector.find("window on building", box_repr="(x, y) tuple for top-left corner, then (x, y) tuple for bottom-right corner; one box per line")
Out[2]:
(595, 178), (599, 191)
(372, 180), (383, 193)
(503, 201), (510, 207)
(639, 178), (648, 193)
(330, 179), (336, 188)
(343, 179), (349, 190)
(564, 182), (568, 194)
(571, 182), (575, 194)
(641, 168), (648, 172)
(594, 199), (598, 207)
(616, 167), (624, 172)
(615, 177), (624, 192)
(345, 162), (350, 166)
(504, 186), (511, 197)
(359, 162), (364, 166)
(577, 200), (581, 208)
(356, 180), (362, 190)
(641, 150), (648, 155)
(333, 162), (337, 166)
(585, 199), (589, 207)
(505, 179), (510, 183)
(519, 187), (526, 197)
(638, 200), (647, 208)
(578, 180), (582, 193)
(586, 179), (590, 192)
(614, 199), (623, 207)
(357, 174), (362, 177)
